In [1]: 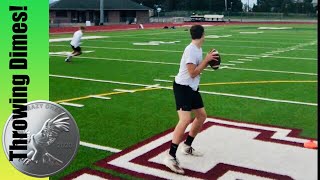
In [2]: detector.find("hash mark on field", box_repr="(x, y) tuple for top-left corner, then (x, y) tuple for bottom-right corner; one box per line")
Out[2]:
(89, 95), (111, 100)
(245, 56), (260, 59)
(262, 53), (274, 56)
(237, 59), (253, 62)
(169, 75), (176, 78)
(145, 84), (160, 89)
(114, 89), (136, 93)
(229, 61), (245, 64)
(221, 63), (236, 66)
(59, 102), (84, 107)
(154, 79), (172, 83)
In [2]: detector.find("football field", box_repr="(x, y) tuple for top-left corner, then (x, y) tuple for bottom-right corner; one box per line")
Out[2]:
(49, 23), (317, 179)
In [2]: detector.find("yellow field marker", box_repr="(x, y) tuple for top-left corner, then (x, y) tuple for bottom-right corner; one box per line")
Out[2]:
(55, 87), (162, 104)
(55, 80), (316, 104)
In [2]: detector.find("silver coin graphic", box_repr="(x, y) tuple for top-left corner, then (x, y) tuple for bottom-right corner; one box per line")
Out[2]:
(2, 100), (80, 177)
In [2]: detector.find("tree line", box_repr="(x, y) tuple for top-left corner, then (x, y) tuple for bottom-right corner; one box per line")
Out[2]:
(132, 0), (317, 13)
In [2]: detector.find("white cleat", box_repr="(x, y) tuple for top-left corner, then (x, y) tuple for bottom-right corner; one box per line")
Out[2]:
(181, 143), (204, 157)
(163, 154), (185, 174)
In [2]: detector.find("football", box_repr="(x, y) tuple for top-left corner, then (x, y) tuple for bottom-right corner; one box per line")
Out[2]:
(208, 49), (221, 70)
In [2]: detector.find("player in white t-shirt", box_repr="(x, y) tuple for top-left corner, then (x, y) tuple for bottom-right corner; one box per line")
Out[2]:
(163, 25), (219, 174)
(65, 26), (85, 62)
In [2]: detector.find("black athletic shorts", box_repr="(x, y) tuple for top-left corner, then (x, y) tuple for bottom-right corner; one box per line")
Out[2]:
(71, 45), (81, 52)
(173, 81), (204, 111)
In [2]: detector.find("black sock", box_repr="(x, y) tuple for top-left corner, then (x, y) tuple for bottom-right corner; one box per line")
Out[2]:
(184, 135), (194, 146)
(169, 143), (179, 158)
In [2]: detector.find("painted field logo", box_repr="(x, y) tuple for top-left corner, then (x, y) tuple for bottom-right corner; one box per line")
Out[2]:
(93, 117), (316, 180)
(2, 100), (80, 177)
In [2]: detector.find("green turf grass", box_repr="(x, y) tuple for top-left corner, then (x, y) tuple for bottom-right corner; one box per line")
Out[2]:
(49, 23), (317, 179)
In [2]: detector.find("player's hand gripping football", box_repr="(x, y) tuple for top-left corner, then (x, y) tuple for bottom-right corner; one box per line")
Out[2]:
(204, 49), (219, 63)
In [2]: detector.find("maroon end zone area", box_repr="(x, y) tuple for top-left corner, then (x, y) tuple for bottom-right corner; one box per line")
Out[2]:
(94, 117), (317, 179)
(62, 168), (121, 180)
(49, 21), (316, 34)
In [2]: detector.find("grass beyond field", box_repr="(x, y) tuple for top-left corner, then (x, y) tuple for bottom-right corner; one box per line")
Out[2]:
(49, 23), (317, 179)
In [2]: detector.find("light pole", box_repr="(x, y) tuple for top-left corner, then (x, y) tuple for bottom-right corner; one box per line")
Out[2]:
(100, 0), (104, 25)
(157, 7), (161, 22)
(225, 0), (228, 12)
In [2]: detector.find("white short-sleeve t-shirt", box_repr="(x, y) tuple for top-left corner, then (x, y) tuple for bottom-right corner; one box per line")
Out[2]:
(70, 30), (83, 48)
(175, 43), (203, 91)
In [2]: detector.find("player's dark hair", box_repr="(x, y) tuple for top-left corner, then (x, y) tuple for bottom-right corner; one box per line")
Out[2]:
(190, 25), (204, 40)
(80, 26), (85, 30)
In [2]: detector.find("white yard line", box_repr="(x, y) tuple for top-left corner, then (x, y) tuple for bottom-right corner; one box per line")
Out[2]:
(50, 74), (151, 87)
(50, 74), (317, 106)
(222, 67), (317, 76)
(51, 45), (316, 60)
(80, 141), (121, 153)
(199, 90), (317, 106)
(266, 56), (317, 61)
(112, 35), (305, 45)
(49, 36), (109, 42)
(49, 44), (261, 57)
(51, 55), (316, 76)
(51, 54), (180, 65)
(51, 54), (232, 66)
(86, 39), (301, 50)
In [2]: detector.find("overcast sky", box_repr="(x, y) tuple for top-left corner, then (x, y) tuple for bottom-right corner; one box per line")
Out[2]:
(241, 0), (257, 7)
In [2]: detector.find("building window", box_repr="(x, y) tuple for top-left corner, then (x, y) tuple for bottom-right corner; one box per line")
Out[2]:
(56, 11), (68, 17)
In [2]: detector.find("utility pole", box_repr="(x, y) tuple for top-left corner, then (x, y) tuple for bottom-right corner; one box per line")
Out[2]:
(100, 0), (104, 25)
(225, 0), (228, 12)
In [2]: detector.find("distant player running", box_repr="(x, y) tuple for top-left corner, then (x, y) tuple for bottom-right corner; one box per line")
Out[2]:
(164, 25), (219, 174)
(65, 26), (85, 62)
